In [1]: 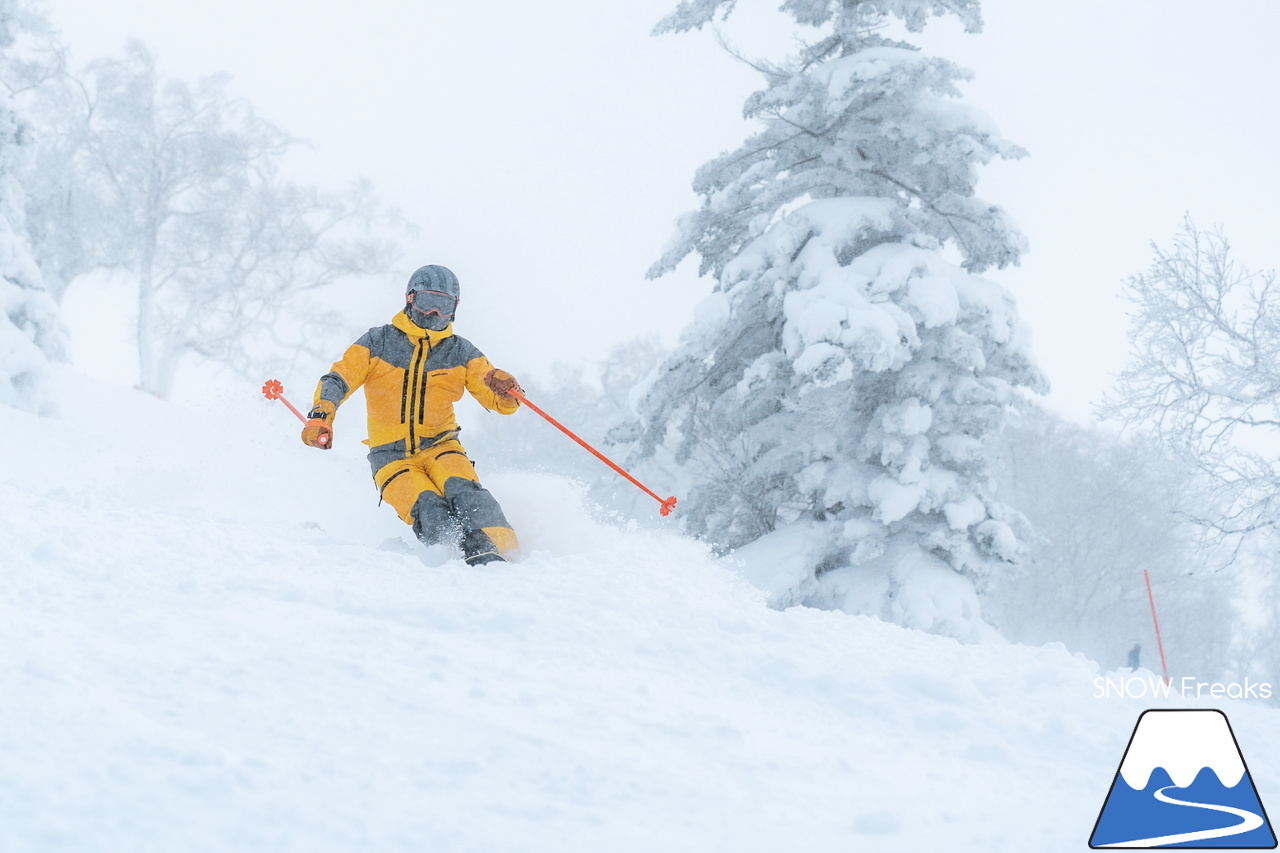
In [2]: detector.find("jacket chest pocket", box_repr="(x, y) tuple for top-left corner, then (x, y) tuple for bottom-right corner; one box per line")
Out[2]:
(416, 368), (465, 425)
(424, 368), (465, 403)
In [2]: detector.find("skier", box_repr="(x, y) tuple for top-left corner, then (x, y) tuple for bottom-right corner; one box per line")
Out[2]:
(1128, 643), (1141, 672)
(301, 264), (523, 565)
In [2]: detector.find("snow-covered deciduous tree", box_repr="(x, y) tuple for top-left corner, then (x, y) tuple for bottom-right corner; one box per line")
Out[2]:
(23, 43), (400, 398)
(1233, 546), (1280, 706)
(1103, 218), (1280, 545)
(16, 44), (103, 306)
(634, 0), (1044, 639)
(983, 406), (1236, 678)
(0, 0), (64, 412)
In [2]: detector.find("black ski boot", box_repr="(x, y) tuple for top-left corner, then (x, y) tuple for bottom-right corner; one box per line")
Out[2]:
(461, 529), (507, 566)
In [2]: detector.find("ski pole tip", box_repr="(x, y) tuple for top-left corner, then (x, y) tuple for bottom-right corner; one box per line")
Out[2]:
(660, 496), (677, 517)
(262, 379), (284, 400)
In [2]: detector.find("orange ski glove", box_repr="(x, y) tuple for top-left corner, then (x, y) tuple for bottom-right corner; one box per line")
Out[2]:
(484, 368), (523, 400)
(301, 401), (335, 449)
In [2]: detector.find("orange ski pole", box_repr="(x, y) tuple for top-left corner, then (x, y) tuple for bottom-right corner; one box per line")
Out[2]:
(1143, 569), (1171, 686)
(262, 379), (330, 447)
(509, 388), (676, 517)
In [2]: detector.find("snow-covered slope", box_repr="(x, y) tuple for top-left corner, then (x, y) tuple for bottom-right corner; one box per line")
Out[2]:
(3, 368), (1278, 852)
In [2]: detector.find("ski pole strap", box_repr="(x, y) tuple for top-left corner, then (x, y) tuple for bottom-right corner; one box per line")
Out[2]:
(508, 389), (677, 517)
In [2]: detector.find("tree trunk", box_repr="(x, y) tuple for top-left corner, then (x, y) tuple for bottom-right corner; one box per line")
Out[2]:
(151, 341), (186, 402)
(136, 272), (160, 397)
(136, 209), (163, 397)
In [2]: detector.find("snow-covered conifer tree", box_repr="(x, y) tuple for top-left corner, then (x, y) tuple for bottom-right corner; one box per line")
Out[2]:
(0, 1), (64, 412)
(635, 0), (1044, 639)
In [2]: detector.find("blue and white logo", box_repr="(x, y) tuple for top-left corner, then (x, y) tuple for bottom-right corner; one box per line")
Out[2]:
(1090, 709), (1276, 848)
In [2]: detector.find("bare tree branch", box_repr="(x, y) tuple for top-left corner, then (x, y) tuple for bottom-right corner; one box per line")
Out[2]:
(1102, 216), (1280, 543)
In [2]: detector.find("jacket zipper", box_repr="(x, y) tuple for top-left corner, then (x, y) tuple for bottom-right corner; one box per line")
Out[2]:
(418, 340), (433, 425)
(406, 338), (426, 452)
(399, 366), (410, 423)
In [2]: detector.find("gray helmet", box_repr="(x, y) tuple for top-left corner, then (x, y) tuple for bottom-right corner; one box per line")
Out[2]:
(405, 265), (459, 331)
(406, 264), (460, 300)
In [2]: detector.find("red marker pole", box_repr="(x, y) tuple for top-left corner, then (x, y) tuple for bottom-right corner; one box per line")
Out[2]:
(508, 388), (677, 517)
(262, 379), (330, 447)
(1143, 569), (1171, 686)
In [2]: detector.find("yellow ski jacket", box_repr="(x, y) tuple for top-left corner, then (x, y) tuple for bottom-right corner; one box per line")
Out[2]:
(313, 312), (518, 474)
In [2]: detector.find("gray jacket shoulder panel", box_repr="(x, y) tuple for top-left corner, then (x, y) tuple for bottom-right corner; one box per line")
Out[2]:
(447, 334), (484, 364)
(425, 333), (484, 371)
(369, 324), (414, 370)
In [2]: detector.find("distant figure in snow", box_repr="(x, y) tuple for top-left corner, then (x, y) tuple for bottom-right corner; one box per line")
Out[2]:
(301, 264), (523, 565)
(1128, 643), (1141, 672)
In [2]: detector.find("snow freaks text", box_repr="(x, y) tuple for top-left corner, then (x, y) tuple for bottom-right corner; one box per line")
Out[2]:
(1093, 676), (1274, 701)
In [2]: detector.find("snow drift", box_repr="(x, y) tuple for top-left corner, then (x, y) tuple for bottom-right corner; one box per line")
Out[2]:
(1, 367), (1278, 852)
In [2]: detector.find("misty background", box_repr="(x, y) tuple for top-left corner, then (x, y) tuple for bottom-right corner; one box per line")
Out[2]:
(43, 0), (1280, 422)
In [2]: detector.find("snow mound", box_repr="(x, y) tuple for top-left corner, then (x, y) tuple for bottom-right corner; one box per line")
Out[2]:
(2, 368), (1278, 852)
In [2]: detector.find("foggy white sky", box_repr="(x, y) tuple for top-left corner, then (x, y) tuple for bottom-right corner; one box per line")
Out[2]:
(43, 0), (1280, 422)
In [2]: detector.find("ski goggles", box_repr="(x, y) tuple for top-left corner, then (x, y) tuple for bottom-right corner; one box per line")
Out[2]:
(407, 289), (457, 319)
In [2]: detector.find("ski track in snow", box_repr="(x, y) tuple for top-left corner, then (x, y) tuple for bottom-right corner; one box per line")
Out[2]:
(2, 369), (1279, 852)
